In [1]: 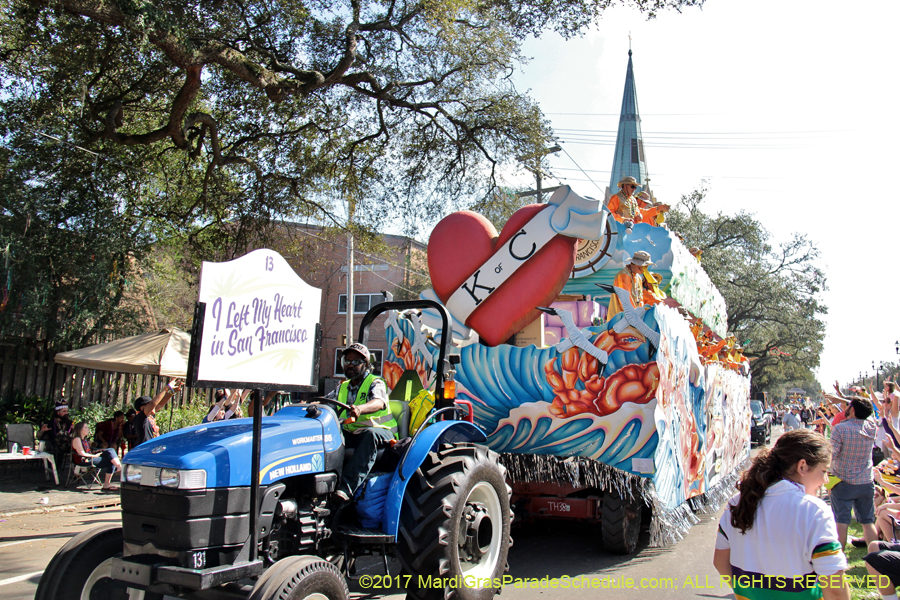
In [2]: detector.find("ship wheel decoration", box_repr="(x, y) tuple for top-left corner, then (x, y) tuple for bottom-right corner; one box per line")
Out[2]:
(571, 213), (617, 277)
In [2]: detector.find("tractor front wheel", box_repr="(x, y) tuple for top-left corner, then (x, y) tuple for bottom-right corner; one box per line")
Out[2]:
(397, 444), (511, 600)
(248, 555), (348, 600)
(35, 524), (134, 600)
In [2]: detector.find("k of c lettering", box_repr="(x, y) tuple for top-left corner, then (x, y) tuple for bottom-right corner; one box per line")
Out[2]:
(508, 228), (537, 261)
(460, 270), (496, 306)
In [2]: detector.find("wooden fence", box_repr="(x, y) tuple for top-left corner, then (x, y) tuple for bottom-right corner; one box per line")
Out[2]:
(0, 339), (212, 411)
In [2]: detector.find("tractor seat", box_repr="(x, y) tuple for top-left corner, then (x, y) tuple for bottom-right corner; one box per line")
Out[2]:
(343, 400), (410, 463)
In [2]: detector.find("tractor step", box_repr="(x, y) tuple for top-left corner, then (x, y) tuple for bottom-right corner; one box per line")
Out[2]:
(334, 525), (395, 545)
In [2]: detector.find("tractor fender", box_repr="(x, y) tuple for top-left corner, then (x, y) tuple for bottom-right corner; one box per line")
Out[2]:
(382, 420), (487, 537)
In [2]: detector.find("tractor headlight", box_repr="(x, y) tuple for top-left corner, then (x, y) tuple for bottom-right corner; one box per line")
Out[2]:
(158, 468), (180, 488)
(178, 470), (207, 490)
(123, 463), (142, 484)
(123, 466), (206, 489)
(156, 468), (207, 490)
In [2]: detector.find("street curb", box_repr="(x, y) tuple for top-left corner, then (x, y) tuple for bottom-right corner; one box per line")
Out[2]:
(0, 498), (120, 519)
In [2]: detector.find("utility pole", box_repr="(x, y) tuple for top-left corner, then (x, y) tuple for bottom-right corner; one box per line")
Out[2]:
(346, 195), (356, 348)
(516, 145), (562, 202)
(346, 232), (354, 347)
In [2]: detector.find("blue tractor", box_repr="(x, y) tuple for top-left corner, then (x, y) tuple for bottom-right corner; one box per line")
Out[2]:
(36, 301), (511, 600)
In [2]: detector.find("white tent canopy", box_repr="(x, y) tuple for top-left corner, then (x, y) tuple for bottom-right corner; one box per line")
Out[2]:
(54, 328), (191, 378)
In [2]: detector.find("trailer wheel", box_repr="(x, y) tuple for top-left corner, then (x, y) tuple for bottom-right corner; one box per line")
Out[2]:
(248, 555), (348, 600)
(397, 444), (511, 600)
(35, 524), (131, 600)
(601, 491), (642, 555)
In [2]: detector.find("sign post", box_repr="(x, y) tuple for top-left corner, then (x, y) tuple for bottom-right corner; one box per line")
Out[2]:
(185, 248), (322, 565)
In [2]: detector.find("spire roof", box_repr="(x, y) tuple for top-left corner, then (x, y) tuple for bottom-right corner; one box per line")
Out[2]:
(608, 49), (649, 196)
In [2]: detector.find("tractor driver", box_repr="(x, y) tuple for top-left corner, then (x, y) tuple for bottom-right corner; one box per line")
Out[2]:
(327, 343), (398, 502)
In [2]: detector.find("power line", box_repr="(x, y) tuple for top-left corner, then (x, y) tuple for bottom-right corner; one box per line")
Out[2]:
(545, 113), (721, 117)
(355, 261), (421, 295)
(293, 228), (431, 280)
(554, 127), (849, 135)
(551, 166), (615, 174)
(559, 140), (807, 150)
(557, 144), (605, 196)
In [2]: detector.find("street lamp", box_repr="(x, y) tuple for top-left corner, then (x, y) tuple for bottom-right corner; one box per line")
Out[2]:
(874, 361), (883, 389)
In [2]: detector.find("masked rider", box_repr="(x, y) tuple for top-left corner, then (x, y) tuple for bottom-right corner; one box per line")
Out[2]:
(327, 343), (398, 502)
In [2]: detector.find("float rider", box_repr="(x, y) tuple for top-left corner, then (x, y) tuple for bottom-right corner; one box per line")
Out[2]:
(607, 250), (653, 319)
(606, 176), (642, 225)
(635, 190), (670, 226)
(328, 343), (398, 502)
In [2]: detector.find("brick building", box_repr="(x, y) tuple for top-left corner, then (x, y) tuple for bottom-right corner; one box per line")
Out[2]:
(278, 224), (428, 395)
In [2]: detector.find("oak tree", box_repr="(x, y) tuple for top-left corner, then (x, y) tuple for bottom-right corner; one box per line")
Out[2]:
(0, 0), (701, 347)
(2, 0), (701, 230)
(667, 186), (827, 392)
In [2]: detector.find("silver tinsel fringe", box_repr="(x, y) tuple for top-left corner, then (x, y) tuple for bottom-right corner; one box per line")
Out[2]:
(499, 453), (648, 503)
(499, 453), (746, 548)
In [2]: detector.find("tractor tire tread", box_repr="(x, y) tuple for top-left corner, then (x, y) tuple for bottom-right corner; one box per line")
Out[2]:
(601, 492), (641, 555)
(397, 444), (511, 600)
(35, 524), (123, 600)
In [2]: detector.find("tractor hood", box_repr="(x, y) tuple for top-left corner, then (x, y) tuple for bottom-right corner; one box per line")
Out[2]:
(123, 404), (343, 488)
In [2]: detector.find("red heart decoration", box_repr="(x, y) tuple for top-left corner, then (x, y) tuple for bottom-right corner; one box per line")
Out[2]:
(427, 205), (577, 346)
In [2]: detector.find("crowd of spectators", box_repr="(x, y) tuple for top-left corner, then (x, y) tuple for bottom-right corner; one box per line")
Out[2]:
(717, 381), (900, 600)
(31, 380), (284, 482)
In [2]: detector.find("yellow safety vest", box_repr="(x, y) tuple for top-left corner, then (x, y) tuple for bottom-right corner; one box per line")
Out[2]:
(337, 374), (398, 439)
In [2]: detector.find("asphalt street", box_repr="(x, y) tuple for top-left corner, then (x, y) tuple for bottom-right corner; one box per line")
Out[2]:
(0, 432), (776, 600)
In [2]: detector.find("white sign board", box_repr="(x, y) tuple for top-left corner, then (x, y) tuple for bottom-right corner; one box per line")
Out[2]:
(191, 249), (322, 390)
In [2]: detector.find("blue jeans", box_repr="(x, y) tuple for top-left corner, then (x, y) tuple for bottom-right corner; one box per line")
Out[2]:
(341, 427), (394, 496)
(84, 448), (118, 475)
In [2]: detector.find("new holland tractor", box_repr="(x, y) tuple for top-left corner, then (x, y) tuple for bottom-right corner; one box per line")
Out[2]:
(36, 300), (511, 600)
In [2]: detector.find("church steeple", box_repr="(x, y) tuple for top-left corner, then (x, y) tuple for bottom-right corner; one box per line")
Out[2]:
(608, 49), (649, 197)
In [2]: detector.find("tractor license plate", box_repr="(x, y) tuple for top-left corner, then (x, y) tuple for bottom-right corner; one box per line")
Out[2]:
(110, 558), (153, 587)
(531, 497), (597, 519)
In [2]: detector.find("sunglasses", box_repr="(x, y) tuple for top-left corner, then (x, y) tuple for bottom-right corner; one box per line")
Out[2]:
(344, 359), (367, 367)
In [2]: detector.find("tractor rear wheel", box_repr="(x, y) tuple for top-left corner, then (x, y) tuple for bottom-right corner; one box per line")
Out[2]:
(601, 490), (642, 555)
(397, 444), (511, 600)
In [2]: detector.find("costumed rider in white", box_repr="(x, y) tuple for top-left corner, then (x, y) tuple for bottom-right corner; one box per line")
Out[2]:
(326, 343), (398, 502)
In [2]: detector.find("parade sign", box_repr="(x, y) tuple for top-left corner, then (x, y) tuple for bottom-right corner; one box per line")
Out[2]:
(189, 249), (322, 390)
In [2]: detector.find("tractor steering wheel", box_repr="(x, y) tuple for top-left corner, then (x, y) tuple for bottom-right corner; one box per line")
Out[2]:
(307, 397), (356, 422)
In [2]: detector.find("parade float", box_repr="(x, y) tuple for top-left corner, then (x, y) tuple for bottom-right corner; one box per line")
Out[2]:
(382, 186), (752, 552)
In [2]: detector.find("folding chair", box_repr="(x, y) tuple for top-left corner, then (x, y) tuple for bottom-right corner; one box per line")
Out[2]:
(6, 423), (35, 452)
(67, 460), (103, 489)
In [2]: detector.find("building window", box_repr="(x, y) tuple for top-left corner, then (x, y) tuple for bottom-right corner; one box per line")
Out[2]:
(338, 293), (385, 314)
(334, 348), (383, 378)
(631, 139), (639, 163)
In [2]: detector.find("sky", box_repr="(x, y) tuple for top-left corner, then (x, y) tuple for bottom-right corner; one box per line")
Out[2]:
(501, 0), (900, 388)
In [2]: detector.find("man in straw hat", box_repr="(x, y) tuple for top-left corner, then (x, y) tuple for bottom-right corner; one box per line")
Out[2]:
(606, 176), (642, 224)
(607, 250), (654, 319)
(635, 190), (670, 226)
